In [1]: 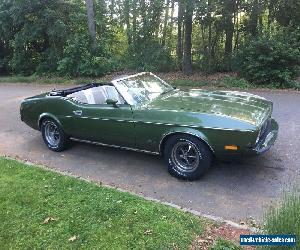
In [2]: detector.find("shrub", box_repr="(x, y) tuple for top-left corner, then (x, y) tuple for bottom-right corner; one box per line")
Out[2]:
(57, 34), (119, 77)
(127, 38), (174, 72)
(234, 29), (300, 87)
(220, 76), (252, 89)
(263, 191), (300, 250)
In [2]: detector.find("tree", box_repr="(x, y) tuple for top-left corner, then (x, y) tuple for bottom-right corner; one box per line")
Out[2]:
(182, 0), (193, 75)
(162, 0), (170, 46)
(176, 0), (184, 69)
(1, 0), (299, 78)
(248, 0), (260, 36)
(85, 0), (97, 48)
(223, 0), (235, 71)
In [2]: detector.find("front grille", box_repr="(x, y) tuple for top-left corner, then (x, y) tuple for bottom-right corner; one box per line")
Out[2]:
(256, 118), (271, 146)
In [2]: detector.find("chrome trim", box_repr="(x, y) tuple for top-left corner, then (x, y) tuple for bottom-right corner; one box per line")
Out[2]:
(65, 114), (253, 132)
(65, 115), (134, 123)
(111, 72), (161, 83)
(38, 113), (63, 129)
(73, 110), (82, 116)
(134, 120), (254, 132)
(70, 138), (160, 155)
(143, 108), (260, 128)
(111, 72), (173, 105)
(158, 131), (215, 154)
(171, 139), (201, 172)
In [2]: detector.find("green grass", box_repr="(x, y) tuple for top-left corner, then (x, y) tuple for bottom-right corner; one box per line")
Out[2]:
(170, 79), (211, 88)
(0, 75), (71, 84)
(0, 75), (106, 85)
(1, 74), (299, 90)
(262, 191), (300, 250)
(0, 157), (205, 249)
(172, 77), (300, 90)
(0, 74), (121, 86)
(170, 77), (253, 90)
(210, 238), (242, 250)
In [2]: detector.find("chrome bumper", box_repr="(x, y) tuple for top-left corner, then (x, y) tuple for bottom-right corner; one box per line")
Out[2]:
(254, 118), (278, 154)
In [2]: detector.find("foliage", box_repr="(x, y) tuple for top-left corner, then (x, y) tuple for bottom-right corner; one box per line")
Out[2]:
(57, 34), (119, 77)
(210, 238), (242, 250)
(234, 28), (300, 87)
(0, 157), (205, 249)
(220, 77), (252, 89)
(0, 0), (300, 81)
(171, 77), (253, 89)
(263, 191), (300, 250)
(3, 74), (297, 90)
(127, 38), (174, 72)
(5, 0), (75, 75)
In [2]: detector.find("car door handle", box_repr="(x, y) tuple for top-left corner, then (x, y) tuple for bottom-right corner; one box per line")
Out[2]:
(73, 110), (82, 116)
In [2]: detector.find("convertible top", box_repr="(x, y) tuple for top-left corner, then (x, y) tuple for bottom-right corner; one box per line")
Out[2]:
(49, 83), (113, 97)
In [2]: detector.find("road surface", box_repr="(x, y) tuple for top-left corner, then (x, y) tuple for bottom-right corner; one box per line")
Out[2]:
(0, 83), (299, 222)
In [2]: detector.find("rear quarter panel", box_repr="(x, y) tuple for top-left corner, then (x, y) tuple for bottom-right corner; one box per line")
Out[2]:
(20, 95), (76, 133)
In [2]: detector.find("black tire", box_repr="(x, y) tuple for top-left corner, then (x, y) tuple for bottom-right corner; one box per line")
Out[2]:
(163, 134), (213, 180)
(41, 118), (68, 152)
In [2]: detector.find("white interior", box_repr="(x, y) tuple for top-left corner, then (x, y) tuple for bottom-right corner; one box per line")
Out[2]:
(67, 86), (125, 105)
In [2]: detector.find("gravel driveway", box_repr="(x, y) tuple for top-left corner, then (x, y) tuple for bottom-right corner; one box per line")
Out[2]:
(0, 83), (299, 222)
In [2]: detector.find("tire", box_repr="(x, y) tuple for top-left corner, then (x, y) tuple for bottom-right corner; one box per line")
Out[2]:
(163, 134), (213, 180)
(41, 118), (68, 152)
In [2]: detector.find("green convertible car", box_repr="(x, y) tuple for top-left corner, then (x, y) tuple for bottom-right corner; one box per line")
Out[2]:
(20, 72), (278, 180)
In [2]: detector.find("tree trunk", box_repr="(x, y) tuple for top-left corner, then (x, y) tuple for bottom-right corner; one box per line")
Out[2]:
(182, 0), (193, 75)
(176, 0), (184, 70)
(124, 0), (131, 44)
(234, 2), (240, 50)
(132, 0), (137, 43)
(162, 0), (170, 46)
(167, 0), (175, 46)
(140, 0), (147, 36)
(85, 0), (97, 49)
(223, 0), (234, 71)
(249, 0), (259, 36)
(207, 0), (212, 72)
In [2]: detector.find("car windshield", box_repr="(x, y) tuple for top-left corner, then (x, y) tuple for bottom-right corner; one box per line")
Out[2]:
(112, 73), (174, 105)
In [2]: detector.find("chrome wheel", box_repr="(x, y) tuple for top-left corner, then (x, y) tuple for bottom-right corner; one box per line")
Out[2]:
(44, 121), (60, 147)
(171, 140), (201, 172)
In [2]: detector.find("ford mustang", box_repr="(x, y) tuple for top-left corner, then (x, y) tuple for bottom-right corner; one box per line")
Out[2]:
(20, 72), (278, 180)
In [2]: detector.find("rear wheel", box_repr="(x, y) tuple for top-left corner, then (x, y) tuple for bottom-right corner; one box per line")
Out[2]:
(41, 118), (68, 152)
(163, 134), (213, 180)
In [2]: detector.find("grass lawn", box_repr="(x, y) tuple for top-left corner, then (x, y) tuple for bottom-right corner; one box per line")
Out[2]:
(1, 73), (299, 90)
(0, 157), (206, 249)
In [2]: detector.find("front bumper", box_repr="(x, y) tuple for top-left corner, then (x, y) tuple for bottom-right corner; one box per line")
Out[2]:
(253, 118), (278, 154)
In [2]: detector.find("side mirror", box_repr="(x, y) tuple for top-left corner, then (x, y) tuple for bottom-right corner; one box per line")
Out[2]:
(106, 98), (118, 107)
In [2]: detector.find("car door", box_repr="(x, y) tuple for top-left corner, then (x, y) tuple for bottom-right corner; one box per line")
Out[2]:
(68, 102), (135, 148)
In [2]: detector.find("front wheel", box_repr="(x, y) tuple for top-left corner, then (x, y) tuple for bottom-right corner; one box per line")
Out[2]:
(163, 134), (213, 180)
(41, 118), (68, 152)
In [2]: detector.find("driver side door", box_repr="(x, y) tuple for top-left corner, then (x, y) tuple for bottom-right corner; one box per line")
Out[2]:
(68, 102), (135, 148)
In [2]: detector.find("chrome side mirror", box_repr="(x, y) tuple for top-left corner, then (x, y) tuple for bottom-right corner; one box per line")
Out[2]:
(106, 98), (118, 107)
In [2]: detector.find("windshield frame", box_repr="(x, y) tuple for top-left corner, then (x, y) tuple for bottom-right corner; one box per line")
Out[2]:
(111, 72), (174, 105)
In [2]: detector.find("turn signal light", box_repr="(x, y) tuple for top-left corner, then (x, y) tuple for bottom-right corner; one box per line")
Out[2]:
(224, 145), (238, 150)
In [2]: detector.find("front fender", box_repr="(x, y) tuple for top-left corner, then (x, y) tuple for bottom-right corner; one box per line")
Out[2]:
(38, 113), (63, 130)
(159, 127), (215, 154)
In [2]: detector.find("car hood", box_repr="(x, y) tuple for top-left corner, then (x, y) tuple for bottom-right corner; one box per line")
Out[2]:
(146, 89), (272, 126)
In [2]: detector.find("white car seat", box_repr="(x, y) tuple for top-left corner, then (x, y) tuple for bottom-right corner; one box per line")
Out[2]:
(67, 85), (125, 105)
